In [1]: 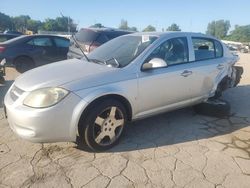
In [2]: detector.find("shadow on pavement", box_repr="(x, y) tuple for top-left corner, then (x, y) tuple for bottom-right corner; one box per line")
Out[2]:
(0, 81), (14, 108)
(76, 85), (250, 153)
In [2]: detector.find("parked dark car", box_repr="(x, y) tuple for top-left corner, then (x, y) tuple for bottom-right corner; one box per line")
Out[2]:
(4, 30), (23, 35)
(68, 28), (133, 59)
(0, 33), (22, 42)
(0, 35), (70, 72)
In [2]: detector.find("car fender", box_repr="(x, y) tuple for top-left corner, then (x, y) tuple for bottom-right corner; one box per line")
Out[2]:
(209, 65), (232, 97)
(70, 86), (135, 140)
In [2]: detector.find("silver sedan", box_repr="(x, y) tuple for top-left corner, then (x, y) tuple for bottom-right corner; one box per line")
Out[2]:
(4, 32), (241, 151)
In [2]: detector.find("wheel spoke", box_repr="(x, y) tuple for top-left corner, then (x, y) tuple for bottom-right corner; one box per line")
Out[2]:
(108, 130), (116, 142)
(109, 107), (117, 117)
(95, 116), (105, 126)
(113, 119), (124, 128)
(95, 131), (106, 144)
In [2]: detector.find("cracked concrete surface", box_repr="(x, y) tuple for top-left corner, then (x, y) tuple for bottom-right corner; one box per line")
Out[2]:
(0, 53), (250, 188)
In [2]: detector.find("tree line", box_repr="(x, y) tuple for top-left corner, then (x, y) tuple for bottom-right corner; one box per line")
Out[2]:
(206, 20), (250, 42)
(0, 11), (249, 42)
(91, 20), (181, 32)
(0, 12), (77, 33)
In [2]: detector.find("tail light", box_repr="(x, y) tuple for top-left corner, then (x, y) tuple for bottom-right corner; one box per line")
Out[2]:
(0, 46), (5, 53)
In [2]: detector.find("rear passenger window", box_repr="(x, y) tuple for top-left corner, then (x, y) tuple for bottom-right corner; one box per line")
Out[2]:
(214, 40), (223, 57)
(27, 38), (53, 47)
(54, 38), (70, 48)
(192, 38), (215, 61)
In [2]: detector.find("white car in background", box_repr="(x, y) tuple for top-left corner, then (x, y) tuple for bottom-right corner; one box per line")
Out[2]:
(4, 32), (243, 151)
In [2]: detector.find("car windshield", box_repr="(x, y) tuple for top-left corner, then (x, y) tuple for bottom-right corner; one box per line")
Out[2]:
(87, 35), (158, 68)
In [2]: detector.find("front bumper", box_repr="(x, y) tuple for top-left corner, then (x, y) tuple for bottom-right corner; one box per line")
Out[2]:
(4, 86), (85, 143)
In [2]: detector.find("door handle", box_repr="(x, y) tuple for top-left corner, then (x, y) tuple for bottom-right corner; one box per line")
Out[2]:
(181, 70), (192, 77)
(217, 64), (224, 70)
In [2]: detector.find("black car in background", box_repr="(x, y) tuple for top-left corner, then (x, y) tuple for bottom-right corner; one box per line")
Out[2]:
(0, 35), (70, 72)
(68, 28), (133, 59)
(0, 33), (22, 42)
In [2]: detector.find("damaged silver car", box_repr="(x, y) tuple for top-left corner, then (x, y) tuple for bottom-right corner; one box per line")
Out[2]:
(4, 32), (243, 151)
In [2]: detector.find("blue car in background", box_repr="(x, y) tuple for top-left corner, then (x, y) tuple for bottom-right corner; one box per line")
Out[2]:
(0, 35), (70, 73)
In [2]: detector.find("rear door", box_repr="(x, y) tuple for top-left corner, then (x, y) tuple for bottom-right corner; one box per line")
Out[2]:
(53, 37), (70, 61)
(187, 37), (225, 99)
(27, 36), (57, 65)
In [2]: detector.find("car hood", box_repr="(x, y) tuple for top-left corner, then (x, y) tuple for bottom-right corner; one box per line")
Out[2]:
(14, 59), (118, 92)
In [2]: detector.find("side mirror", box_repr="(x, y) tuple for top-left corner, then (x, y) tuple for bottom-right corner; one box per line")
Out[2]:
(142, 58), (167, 71)
(142, 62), (153, 70)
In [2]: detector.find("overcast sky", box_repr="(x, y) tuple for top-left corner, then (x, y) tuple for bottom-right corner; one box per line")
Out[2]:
(1, 0), (249, 32)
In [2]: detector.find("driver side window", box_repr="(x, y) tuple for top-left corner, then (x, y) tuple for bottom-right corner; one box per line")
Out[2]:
(147, 37), (189, 66)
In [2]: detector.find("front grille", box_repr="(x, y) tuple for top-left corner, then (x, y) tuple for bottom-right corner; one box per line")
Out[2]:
(10, 85), (24, 101)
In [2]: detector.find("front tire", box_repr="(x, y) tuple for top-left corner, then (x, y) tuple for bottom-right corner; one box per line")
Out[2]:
(78, 99), (127, 151)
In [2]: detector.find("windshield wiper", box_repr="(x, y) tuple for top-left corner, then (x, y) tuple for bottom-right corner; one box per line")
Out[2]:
(71, 35), (90, 62)
(88, 58), (106, 65)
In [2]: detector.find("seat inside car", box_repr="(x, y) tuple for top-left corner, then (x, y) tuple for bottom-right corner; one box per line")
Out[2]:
(165, 42), (185, 65)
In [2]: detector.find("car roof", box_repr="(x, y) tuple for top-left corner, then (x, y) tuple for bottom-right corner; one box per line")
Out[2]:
(0, 33), (21, 37)
(1, 34), (69, 45)
(79, 27), (134, 34)
(128, 31), (219, 40)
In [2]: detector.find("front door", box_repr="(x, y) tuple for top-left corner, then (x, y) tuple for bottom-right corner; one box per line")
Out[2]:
(137, 37), (195, 116)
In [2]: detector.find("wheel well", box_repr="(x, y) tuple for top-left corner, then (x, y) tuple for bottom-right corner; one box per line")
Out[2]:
(78, 94), (133, 132)
(14, 55), (35, 66)
(217, 76), (230, 91)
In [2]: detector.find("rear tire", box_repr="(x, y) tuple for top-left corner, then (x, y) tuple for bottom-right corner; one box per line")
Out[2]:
(78, 99), (127, 151)
(194, 99), (231, 118)
(14, 57), (35, 73)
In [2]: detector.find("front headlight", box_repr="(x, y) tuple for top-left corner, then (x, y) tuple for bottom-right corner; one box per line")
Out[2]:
(23, 87), (69, 108)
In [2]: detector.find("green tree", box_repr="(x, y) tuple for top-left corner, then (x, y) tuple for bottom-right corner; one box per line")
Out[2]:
(225, 25), (250, 42)
(118, 19), (137, 31)
(27, 19), (42, 33)
(143, 25), (156, 32)
(42, 18), (57, 31)
(129, 26), (138, 32)
(41, 16), (77, 32)
(0, 12), (12, 31)
(12, 15), (31, 32)
(206, 20), (230, 39)
(119, 19), (129, 30)
(166, 23), (181, 31)
(90, 23), (104, 28)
